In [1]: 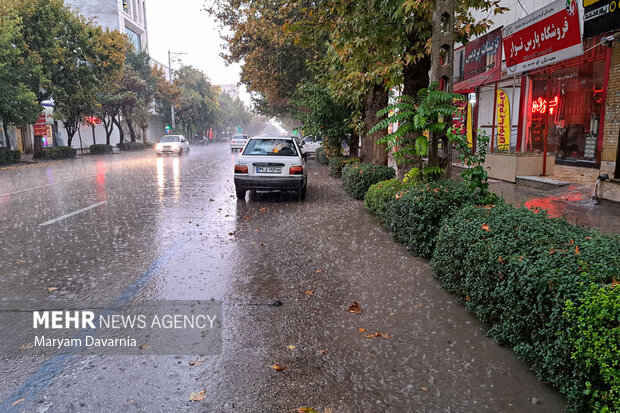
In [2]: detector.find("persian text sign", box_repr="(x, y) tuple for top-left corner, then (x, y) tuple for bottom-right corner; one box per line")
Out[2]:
(583, 0), (620, 38)
(454, 28), (502, 92)
(496, 89), (510, 151)
(503, 0), (582, 74)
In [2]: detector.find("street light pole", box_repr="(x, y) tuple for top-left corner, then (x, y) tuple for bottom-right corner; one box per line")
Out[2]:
(168, 50), (187, 130)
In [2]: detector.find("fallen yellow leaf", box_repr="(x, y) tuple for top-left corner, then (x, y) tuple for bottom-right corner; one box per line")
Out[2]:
(287, 345), (296, 350)
(47, 287), (57, 292)
(420, 387), (429, 392)
(189, 390), (206, 402)
(12, 397), (26, 406)
(358, 328), (366, 332)
(305, 290), (314, 296)
(270, 364), (286, 371)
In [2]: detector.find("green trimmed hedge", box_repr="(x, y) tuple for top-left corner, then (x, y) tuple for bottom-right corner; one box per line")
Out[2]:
(328, 157), (358, 178)
(365, 179), (413, 223)
(316, 146), (329, 166)
(385, 180), (495, 258)
(565, 285), (620, 413)
(118, 142), (144, 151)
(342, 162), (395, 199)
(89, 144), (113, 155)
(43, 146), (77, 159)
(0, 149), (21, 165)
(431, 203), (620, 412)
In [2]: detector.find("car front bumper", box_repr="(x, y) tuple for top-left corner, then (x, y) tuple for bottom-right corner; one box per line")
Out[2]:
(156, 147), (182, 154)
(234, 175), (306, 191)
(230, 144), (245, 149)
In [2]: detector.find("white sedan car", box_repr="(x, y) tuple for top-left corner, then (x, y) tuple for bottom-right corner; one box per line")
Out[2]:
(234, 136), (308, 199)
(230, 134), (249, 151)
(300, 135), (323, 153)
(155, 135), (190, 155)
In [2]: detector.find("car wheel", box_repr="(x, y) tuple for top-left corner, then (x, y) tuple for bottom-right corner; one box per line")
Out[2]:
(235, 188), (246, 199)
(178, 148), (183, 155)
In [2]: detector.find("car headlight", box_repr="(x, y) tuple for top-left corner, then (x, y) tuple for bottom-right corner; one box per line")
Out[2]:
(155, 143), (162, 150)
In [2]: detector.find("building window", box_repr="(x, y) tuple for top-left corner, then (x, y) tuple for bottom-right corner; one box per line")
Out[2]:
(524, 59), (605, 162)
(125, 27), (141, 52)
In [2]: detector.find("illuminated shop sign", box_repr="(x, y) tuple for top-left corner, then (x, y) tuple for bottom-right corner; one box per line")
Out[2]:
(583, 0), (619, 37)
(531, 96), (559, 114)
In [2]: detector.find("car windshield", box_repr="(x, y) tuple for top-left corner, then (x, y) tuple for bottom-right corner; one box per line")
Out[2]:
(242, 139), (298, 156)
(160, 136), (180, 143)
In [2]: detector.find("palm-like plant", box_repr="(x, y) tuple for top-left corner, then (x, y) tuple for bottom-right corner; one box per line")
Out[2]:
(370, 82), (463, 180)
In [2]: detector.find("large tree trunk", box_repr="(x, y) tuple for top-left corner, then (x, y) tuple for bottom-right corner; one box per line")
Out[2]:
(112, 117), (124, 143)
(32, 133), (43, 159)
(126, 119), (137, 142)
(402, 55), (431, 97)
(3, 122), (11, 151)
(362, 83), (389, 165)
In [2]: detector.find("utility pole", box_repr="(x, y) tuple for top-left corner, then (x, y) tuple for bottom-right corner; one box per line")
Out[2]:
(168, 50), (187, 129)
(429, 0), (455, 177)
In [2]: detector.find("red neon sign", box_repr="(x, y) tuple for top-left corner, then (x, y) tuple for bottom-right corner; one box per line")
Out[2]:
(83, 116), (101, 125)
(531, 96), (559, 115)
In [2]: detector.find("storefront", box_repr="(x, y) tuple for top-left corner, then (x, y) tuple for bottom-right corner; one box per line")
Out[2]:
(521, 39), (609, 166)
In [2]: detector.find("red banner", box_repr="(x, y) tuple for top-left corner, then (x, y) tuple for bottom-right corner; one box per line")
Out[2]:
(33, 114), (47, 136)
(454, 28), (502, 92)
(503, 0), (582, 74)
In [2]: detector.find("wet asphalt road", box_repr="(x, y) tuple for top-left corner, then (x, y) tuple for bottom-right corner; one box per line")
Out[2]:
(0, 143), (566, 412)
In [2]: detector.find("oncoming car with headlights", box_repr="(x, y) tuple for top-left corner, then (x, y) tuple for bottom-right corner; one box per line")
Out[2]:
(234, 136), (308, 199)
(155, 135), (190, 155)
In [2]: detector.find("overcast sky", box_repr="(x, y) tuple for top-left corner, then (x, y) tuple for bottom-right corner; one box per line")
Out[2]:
(146, 0), (249, 102)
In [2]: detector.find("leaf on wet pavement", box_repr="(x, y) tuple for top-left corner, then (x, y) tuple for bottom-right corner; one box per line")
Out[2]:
(11, 397), (26, 406)
(420, 387), (429, 392)
(260, 207), (267, 212)
(316, 269), (323, 273)
(139, 343), (150, 350)
(366, 332), (391, 339)
(259, 242), (267, 246)
(292, 408), (318, 413)
(270, 364), (286, 371)
(20, 343), (34, 350)
(305, 290), (314, 295)
(189, 390), (206, 402)
(389, 312), (396, 316)
(358, 328), (366, 332)
(287, 345), (296, 350)
(47, 287), (57, 292)
(244, 215), (250, 220)
(189, 358), (205, 366)
(348, 302), (362, 314)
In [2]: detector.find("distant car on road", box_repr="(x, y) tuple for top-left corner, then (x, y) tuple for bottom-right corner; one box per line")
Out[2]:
(234, 136), (308, 199)
(190, 135), (208, 145)
(300, 135), (323, 153)
(230, 134), (249, 151)
(155, 135), (190, 155)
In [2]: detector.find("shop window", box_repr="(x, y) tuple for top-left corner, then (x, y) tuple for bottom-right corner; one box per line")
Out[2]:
(524, 59), (605, 162)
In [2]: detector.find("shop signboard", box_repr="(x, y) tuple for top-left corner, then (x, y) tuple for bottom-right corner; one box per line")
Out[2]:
(583, 0), (620, 38)
(503, 0), (583, 75)
(496, 89), (510, 151)
(454, 28), (502, 92)
(33, 114), (47, 136)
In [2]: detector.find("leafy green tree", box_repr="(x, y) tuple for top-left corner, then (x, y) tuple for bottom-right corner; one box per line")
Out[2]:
(117, 50), (157, 142)
(0, 3), (40, 150)
(290, 82), (354, 156)
(174, 66), (219, 137)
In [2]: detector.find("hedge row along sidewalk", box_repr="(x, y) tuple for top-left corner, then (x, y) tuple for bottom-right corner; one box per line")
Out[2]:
(361, 178), (620, 413)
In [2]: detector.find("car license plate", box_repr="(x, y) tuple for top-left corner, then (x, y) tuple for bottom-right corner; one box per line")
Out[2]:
(256, 167), (281, 173)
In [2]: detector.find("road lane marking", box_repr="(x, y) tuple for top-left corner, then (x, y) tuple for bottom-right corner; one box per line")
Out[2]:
(0, 173), (106, 198)
(0, 238), (187, 411)
(39, 201), (107, 226)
